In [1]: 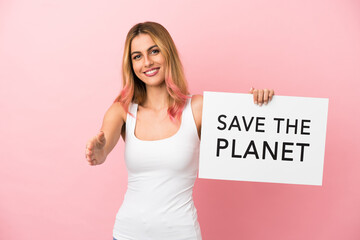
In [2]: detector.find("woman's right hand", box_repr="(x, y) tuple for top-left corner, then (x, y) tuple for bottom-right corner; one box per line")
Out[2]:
(85, 131), (107, 166)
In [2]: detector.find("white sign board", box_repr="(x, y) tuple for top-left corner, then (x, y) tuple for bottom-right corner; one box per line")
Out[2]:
(199, 91), (328, 186)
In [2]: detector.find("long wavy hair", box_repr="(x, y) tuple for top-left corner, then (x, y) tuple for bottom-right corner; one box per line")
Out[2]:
(113, 21), (190, 121)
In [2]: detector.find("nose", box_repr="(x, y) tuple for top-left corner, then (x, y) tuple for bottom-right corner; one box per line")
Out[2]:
(143, 55), (153, 67)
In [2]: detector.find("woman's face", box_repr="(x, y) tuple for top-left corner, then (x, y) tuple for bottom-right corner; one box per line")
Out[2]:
(130, 34), (166, 87)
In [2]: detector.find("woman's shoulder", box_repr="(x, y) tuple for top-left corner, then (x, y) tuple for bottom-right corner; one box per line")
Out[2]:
(105, 101), (127, 123)
(190, 94), (203, 119)
(190, 94), (203, 137)
(191, 94), (203, 110)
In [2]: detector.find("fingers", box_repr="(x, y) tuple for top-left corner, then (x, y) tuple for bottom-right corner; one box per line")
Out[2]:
(249, 87), (254, 94)
(257, 89), (264, 106)
(85, 133), (103, 166)
(85, 131), (107, 166)
(86, 150), (98, 166)
(253, 89), (258, 105)
(263, 89), (269, 105)
(85, 143), (95, 165)
(269, 89), (274, 101)
(85, 141), (92, 160)
(251, 88), (275, 106)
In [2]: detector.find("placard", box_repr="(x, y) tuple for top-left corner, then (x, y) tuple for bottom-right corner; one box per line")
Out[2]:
(198, 91), (328, 185)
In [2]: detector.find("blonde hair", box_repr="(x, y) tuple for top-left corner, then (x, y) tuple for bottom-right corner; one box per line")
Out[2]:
(114, 21), (190, 121)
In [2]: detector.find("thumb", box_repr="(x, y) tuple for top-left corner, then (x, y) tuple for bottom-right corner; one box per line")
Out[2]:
(97, 131), (106, 143)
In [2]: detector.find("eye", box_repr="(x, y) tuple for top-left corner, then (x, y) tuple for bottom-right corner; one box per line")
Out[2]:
(151, 49), (159, 54)
(133, 55), (140, 60)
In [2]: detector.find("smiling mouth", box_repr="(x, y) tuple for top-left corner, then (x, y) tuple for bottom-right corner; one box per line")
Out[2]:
(144, 68), (160, 76)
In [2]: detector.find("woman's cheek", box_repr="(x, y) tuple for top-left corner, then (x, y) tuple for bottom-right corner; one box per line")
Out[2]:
(132, 63), (142, 79)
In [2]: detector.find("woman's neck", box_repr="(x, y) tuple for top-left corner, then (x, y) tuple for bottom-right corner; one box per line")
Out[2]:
(142, 83), (169, 111)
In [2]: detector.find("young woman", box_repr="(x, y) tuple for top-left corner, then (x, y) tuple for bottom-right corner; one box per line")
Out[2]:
(85, 21), (274, 240)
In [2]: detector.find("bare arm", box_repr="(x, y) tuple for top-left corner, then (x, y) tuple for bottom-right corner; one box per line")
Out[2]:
(100, 102), (126, 156)
(85, 102), (126, 166)
(191, 95), (203, 140)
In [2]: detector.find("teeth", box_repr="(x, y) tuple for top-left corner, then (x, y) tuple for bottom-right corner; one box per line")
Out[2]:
(145, 68), (158, 74)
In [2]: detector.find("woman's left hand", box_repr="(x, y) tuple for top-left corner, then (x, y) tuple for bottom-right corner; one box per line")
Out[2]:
(249, 87), (275, 106)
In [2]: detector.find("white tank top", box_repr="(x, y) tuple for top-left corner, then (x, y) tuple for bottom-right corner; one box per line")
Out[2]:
(113, 97), (202, 240)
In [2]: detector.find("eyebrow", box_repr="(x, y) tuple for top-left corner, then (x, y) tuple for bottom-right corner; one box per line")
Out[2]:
(131, 45), (158, 56)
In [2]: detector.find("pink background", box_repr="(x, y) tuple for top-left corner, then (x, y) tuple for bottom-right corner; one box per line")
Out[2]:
(1, 0), (359, 239)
